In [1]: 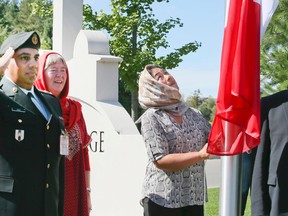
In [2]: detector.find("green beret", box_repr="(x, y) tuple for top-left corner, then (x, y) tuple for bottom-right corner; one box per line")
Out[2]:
(0, 31), (41, 55)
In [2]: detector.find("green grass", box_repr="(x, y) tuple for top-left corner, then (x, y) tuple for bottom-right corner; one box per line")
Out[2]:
(205, 188), (251, 216)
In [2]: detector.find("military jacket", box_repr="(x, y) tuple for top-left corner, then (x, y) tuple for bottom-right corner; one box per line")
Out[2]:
(0, 77), (65, 216)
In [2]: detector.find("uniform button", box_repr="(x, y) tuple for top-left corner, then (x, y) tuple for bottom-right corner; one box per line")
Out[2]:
(47, 144), (50, 148)
(12, 87), (18, 93)
(46, 125), (50, 130)
(18, 119), (22, 123)
(47, 164), (50, 169)
(46, 183), (49, 189)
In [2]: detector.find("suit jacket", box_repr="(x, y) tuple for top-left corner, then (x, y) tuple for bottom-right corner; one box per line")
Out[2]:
(251, 90), (288, 216)
(0, 76), (65, 216)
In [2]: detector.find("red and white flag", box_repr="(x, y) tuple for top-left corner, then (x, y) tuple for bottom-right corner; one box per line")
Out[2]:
(208, 0), (279, 155)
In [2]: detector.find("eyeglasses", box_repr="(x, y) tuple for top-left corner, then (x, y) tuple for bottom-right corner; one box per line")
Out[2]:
(47, 69), (66, 75)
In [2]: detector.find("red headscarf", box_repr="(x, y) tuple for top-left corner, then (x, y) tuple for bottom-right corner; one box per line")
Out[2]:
(35, 51), (81, 131)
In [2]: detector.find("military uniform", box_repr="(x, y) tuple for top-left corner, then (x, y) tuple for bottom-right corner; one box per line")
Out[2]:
(0, 32), (65, 216)
(0, 77), (65, 216)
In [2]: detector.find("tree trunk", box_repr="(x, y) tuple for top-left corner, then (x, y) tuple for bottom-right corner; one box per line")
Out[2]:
(131, 90), (138, 122)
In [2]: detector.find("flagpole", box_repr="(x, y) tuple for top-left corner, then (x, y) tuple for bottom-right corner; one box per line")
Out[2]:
(220, 155), (242, 216)
(218, 1), (242, 214)
(214, 0), (279, 214)
(219, 122), (242, 216)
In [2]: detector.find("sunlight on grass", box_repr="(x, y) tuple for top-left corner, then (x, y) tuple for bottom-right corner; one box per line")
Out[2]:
(205, 188), (251, 216)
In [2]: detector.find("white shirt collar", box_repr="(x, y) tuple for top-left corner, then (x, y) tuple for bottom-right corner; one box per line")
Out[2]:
(19, 85), (36, 97)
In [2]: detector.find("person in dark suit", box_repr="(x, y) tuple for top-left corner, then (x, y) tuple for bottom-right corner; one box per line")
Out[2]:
(251, 90), (288, 216)
(241, 149), (256, 216)
(0, 31), (66, 216)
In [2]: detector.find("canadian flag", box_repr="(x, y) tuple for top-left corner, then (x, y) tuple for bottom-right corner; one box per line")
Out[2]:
(208, 0), (279, 155)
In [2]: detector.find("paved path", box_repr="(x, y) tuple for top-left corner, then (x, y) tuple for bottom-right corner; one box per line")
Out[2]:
(206, 158), (221, 188)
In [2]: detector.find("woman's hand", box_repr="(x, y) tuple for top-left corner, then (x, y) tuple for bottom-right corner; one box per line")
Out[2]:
(0, 47), (14, 76)
(199, 143), (214, 160)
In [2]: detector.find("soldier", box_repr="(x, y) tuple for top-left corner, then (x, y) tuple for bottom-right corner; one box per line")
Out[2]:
(0, 31), (66, 216)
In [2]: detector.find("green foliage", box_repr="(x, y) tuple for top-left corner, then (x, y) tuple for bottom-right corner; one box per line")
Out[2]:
(186, 89), (202, 108)
(186, 89), (216, 123)
(260, 0), (288, 95)
(119, 79), (131, 115)
(0, 0), (53, 49)
(198, 97), (216, 123)
(0, 0), (18, 44)
(30, 0), (53, 49)
(83, 0), (201, 119)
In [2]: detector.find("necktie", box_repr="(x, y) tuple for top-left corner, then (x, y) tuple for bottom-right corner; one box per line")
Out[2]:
(27, 92), (50, 120)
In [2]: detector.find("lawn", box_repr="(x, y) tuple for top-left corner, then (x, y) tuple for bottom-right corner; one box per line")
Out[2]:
(205, 187), (251, 216)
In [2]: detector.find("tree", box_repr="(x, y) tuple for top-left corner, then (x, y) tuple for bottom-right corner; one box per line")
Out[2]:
(0, 0), (53, 49)
(0, 0), (18, 44)
(186, 89), (216, 123)
(83, 0), (201, 120)
(186, 89), (202, 108)
(29, 0), (53, 49)
(260, 0), (288, 95)
(198, 97), (216, 123)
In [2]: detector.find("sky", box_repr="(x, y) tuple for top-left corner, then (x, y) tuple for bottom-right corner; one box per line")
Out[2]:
(83, 0), (225, 99)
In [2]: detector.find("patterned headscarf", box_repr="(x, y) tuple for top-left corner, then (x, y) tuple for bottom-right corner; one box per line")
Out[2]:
(138, 64), (189, 116)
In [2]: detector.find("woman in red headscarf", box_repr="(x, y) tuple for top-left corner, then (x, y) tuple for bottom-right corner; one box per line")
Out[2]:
(35, 51), (92, 216)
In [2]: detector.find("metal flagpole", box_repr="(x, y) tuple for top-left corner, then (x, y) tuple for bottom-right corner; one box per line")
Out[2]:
(219, 122), (242, 216)
(218, 0), (242, 215)
(220, 155), (242, 215)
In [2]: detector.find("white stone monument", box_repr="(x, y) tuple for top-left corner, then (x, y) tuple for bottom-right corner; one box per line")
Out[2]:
(53, 1), (147, 215)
